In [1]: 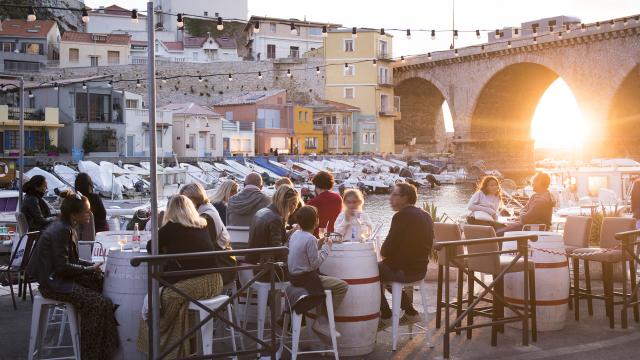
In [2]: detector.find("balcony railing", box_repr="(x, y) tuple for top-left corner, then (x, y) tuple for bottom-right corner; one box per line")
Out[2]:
(377, 50), (392, 60)
(8, 107), (45, 121)
(377, 76), (394, 86)
(379, 107), (400, 117)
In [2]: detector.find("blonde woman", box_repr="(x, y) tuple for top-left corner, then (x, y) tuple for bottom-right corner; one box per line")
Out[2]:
(180, 183), (236, 285)
(246, 184), (300, 280)
(210, 179), (239, 226)
(334, 188), (374, 241)
(139, 195), (223, 358)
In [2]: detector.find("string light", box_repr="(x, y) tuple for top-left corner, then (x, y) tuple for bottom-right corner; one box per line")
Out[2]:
(176, 13), (184, 28)
(400, 55), (405, 63)
(286, 69), (292, 77)
(623, 18), (628, 26)
(581, 23), (586, 32)
(427, 52), (432, 60)
(258, 71), (262, 79)
(372, 59), (377, 66)
(352, 27), (357, 38)
(431, 30), (435, 40)
(596, 21), (601, 29)
(290, 22), (296, 35)
(481, 45), (485, 52)
(136, 79), (141, 87)
(316, 66), (320, 74)
(28, 90), (34, 98)
(217, 17), (224, 31)
(533, 36), (538, 44)
(198, 75), (203, 82)
(322, 25), (327, 37)
(495, 29), (500, 38)
(53, 82), (58, 91)
(131, 9), (138, 24)
(507, 41), (512, 48)
(565, 24), (571, 33)
(27, 6), (36, 22)
(453, 30), (458, 40)
(558, 31), (563, 39)
(514, 28), (520, 37)
(228, 74), (233, 81)
(406, 29), (411, 40)
(82, 82), (87, 90)
(107, 80), (112, 88)
(81, 8), (89, 23)
(610, 19), (615, 28)
(162, 77), (167, 83)
(533, 26), (538, 35)
(475, 29), (480, 39)
(454, 49), (459, 56)
(380, 28), (385, 35)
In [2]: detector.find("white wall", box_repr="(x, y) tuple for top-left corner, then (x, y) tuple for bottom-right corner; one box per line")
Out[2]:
(157, 0), (248, 32)
(171, 114), (224, 158)
(86, 14), (149, 42)
(252, 36), (322, 60)
(59, 41), (130, 68)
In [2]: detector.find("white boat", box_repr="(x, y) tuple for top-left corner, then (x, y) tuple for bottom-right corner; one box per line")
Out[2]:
(243, 161), (281, 180)
(178, 163), (218, 189)
(122, 164), (149, 176)
(224, 160), (254, 177)
(24, 167), (68, 196)
(211, 162), (246, 181)
(78, 161), (123, 199)
(53, 164), (78, 187)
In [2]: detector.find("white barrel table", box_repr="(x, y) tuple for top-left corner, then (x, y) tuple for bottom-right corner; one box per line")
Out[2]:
(103, 249), (148, 360)
(307, 242), (381, 356)
(503, 231), (569, 331)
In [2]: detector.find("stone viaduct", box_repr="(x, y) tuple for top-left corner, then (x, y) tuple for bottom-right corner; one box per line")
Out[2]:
(393, 16), (640, 176)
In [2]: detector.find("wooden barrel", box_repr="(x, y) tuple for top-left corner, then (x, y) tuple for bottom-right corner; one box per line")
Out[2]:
(503, 231), (569, 331)
(310, 242), (381, 356)
(103, 249), (148, 360)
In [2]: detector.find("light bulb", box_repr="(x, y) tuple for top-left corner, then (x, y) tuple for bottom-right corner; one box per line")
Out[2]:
(177, 13), (184, 28)
(82, 82), (87, 90)
(107, 81), (112, 88)
(565, 24), (571, 33)
(28, 90), (34, 98)
(131, 9), (139, 24)
(258, 71), (262, 79)
(454, 49), (459, 56)
(533, 36), (537, 44)
(507, 41), (512, 48)
(352, 27), (357, 38)
(290, 23), (297, 35)
(198, 75), (203, 82)
(53, 83), (58, 91)
(427, 52), (432, 60)
(82, 8), (89, 23)
(558, 31), (563, 39)
(322, 25), (327, 37)
(476, 30), (480, 39)
(228, 74), (233, 81)
(453, 30), (458, 40)
(596, 22), (601, 30)
(162, 77), (167, 83)
(217, 17), (223, 31)
(286, 69), (291, 77)
(610, 20), (615, 28)
(316, 66), (320, 74)
(495, 29), (500, 39)
(406, 29), (411, 40)
(372, 59), (377, 66)
(27, 6), (36, 22)
(254, 21), (260, 33)
(400, 56), (405, 63)
(431, 30), (435, 40)
(380, 28), (385, 35)
(136, 79), (141, 87)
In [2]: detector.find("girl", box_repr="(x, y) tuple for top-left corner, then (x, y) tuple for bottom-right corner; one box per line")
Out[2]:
(210, 179), (239, 226)
(75, 172), (108, 232)
(466, 176), (506, 231)
(21, 175), (56, 232)
(334, 189), (374, 242)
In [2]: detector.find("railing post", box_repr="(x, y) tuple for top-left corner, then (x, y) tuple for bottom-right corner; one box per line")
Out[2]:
(443, 245), (451, 358)
(521, 239), (530, 346)
(270, 262), (277, 360)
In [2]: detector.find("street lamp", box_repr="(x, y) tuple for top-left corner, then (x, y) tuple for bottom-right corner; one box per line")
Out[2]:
(0, 77), (25, 206)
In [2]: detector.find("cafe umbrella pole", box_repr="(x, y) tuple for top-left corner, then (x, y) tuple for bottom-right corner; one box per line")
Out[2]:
(146, 1), (161, 358)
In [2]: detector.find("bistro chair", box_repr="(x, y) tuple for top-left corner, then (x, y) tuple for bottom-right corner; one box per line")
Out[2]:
(522, 224), (547, 231)
(1, 231), (39, 309)
(434, 223), (465, 330)
(570, 217), (638, 328)
(562, 216), (593, 319)
(15, 212), (28, 237)
(28, 295), (80, 360)
(614, 228), (640, 329)
(187, 294), (238, 359)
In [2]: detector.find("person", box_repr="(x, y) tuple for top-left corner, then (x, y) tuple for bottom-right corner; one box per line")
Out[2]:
(227, 172), (271, 226)
(21, 175), (56, 232)
(246, 184), (301, 281)
(210, 179), (239, 226)
(75, 172), (108, 232)
(631, 178), (640, 229)
(307, 171), (342, 236)
(288, 205), (348, 337)
(379, 183), (433, 324)
(275, 177), (294, 189)
(27, 190), (118, 360)
(466, 176), (505, 231)
(180, 183), (236, 286)
(334, 189), (374, 242)
(138, 195), (223, 358)
(497, 172), (556, 236)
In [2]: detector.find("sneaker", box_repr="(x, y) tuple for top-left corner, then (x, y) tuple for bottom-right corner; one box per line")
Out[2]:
(312, 316), (341, 338)
(400, 312), (423, 325)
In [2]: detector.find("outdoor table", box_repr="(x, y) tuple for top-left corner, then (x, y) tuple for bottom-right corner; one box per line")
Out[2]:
(94, 231), (151, 265)
(103, 249), (148, 360)
(306, 241), (381, 356)
(503, 231), (569, 331)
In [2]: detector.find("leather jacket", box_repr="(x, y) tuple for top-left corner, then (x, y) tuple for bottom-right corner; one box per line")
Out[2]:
(246, 204), (287, 266)
(27, 219), (94, 293)
(21, 191), (56, 232)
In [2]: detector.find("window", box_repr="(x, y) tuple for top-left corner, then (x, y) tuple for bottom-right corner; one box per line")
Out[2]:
(209, 134), (216, 150)
(295, 26), (301, 36)
(305, 137), (318, 149)
(344, 39), (354, 52)
(107, 51), (120, 65)
(145, 130), (163, 148)
(269, 22), (277, 32)
(125, 99), (139, 109)
(363, 133), (369, 144)
(344, 64), (355, 76)
(289, 46), (299, 58)
(313, 117), (323, 129)
(69, 48), (79, 63)
(25, 43), (41, 55)
(371, 132), (376, 144)
(188, 134), (196, 149)
(267, 44), (276, 59)
(378, 40), (388, 57)
(90, 55), (99, 67)
(304, 112), (308, 121)
(380, 94), (390, 112)
(2, 42), (14, 52)
(342, 135), (347, 147)
(257, 108), (281, 128)
(225, 111), (233, 121)
(325, 115), (337, 125)
(298, 111), (303, 122)
(378, 67), (390, 83)
(4, 130), (18, 149)
(344, 87), (355, 99)
(309, 28), (322, 36)
(394, 96), (401, 112)
(203, 11), (208, 16)
(342, 115), (351, 126)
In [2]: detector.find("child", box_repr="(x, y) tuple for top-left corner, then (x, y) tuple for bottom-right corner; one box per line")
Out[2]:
(288, 205), (348, 338)
(334, 189), (374, 242)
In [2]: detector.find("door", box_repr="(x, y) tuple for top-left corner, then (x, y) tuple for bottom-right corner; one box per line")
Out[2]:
(198, 133), (206, 157)
(127, 135), (134, 156)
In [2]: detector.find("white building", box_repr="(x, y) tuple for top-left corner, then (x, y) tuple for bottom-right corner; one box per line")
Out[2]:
(130, 34), (241, 64)
(156, 0), (248, 32)
(122, 92), (173, 157)
(86, 4), (176, 42)
(160, 103), (224, 158)
(222, 119), (255, 156)
(242, 16), (340, 60)
(59, 31), (130, 68)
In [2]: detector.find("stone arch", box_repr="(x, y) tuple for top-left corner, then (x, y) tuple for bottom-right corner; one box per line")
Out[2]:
(394, 77), (452, 152)
(607, 64), (640, 159)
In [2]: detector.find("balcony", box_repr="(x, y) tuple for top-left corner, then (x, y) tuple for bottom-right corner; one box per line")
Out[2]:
(377, 50), (393, 60)
(377, 75), (394, 87)
(379, 107), (400, 117)
(0, 105), (61, 127)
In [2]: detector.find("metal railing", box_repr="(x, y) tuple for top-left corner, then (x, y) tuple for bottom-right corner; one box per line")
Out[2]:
(615, 229), (640, 328)
(131, 246), (289, 360)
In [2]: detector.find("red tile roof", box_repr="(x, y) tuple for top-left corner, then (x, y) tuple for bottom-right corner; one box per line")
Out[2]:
(62, 31), (131, 45)
(161, 41), (184, 51)
(0, 19), (57, 38)
(215, 37), (237, 49)
(183, 36), (207, 48)
(319, 100), (360, 111)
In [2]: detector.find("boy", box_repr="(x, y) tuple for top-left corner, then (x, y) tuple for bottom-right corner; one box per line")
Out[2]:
(288, 205), (348, 337)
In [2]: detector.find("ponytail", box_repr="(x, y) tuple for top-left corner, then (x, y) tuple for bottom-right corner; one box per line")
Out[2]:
(58, 190), (89, 223)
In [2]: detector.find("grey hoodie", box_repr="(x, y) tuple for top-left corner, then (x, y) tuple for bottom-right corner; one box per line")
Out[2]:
(198, 203), (231, 250)
(227, 187), (271, 226)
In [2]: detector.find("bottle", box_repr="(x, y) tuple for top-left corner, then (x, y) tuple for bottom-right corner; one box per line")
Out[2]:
(132, 223), (141, 252)
(351, 225), (357, 241)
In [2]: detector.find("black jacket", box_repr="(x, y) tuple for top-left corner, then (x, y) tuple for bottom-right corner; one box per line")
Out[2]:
(246, 205), (288, 281)
(27, 219), (94, 293)
(212, 201), (228, 226)
(21, 191), (55, 232)
(86, 193), (108, 232)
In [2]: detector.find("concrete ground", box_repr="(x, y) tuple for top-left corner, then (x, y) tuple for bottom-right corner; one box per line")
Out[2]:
(1, 277), (640, 360)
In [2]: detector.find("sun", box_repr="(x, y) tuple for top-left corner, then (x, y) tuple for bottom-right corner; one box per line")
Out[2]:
(530, 79), (588, 149)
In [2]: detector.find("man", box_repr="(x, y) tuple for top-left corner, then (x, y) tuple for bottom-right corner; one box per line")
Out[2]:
(631, 177), (640, 229)
(379, 183), (433, 324)
(307, 171), (342, 236)
(498, 172), (556, 235)
(227, 172), (271, 226)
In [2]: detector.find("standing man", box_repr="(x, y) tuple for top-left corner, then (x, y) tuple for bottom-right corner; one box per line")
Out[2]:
(307, 171), (342, 236)
(227, 172), (271, 226)
(379, 183), (433, 324)
(631, 177), (640, 229)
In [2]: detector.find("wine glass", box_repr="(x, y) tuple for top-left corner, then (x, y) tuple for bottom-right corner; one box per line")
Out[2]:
(117, 236), (128, 251)
(318, 227), (326, 239)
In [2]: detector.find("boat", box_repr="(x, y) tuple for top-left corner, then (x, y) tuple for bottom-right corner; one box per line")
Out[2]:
(78, 160), (123, 199)
(178, 163), (218, 189)
(53, 164), (78, 187)
(24, 167), (68, 196)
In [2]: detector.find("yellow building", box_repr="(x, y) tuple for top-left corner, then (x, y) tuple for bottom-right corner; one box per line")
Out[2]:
(324, 29), (400, 154)
(0, 105), (63, 154)
(288, 104), (323, 154)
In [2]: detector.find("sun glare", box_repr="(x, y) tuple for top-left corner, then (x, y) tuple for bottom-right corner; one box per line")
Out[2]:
(531, 79), (587, 149)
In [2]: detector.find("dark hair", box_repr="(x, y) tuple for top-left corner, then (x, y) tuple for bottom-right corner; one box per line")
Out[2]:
(534, 172), (551, 189)
(312, 171), (335, 190)
(296, 205), (318, 232)
(394, 182), (418, 205)
(74, 172), (94, 195)
(23, 175), (46, 194)
(478, 176), (501, 196)
(58, 189), (89, 223)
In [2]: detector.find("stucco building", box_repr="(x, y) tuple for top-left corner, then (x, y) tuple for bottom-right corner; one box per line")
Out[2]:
(59, 31), (130, 68)
(0, 19), (60, 72)
(160, 103), (223, 158)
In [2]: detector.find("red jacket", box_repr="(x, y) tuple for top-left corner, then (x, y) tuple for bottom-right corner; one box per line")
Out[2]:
(307, 190), (343, 235)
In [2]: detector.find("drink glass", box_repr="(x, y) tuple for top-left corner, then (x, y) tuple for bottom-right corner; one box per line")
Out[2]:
(117, 236), (128, 251)
(318, 227), (326, 239)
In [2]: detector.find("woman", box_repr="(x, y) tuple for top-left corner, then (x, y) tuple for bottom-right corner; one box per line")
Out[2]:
(246, 184), (301, 281)
(334, 188), (374, 242)
(307, 171), (343, 236)
(275, 177), (293, 189)
(466, 176), (505, 231)
(210, 179), (239, 226)
(21, 175), (56, 232)
(138, 195), (223, 358)
(180, 183), (236, 286)
(75, 172), (108, 232)
(27, 190), (118, 360)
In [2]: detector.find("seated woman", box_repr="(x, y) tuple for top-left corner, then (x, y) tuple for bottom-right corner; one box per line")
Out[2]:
(27, 190), (118, 360)
(21, 175), (56, 232)
(334, 189), (374, 242)
(138, 195), (223, 358)
(246, 184), (301, 281)
(210, 179), (239, 226)
(466, 176), (506, 231)
(180, 183), (236, 286)
(75, 172), (108, 232)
